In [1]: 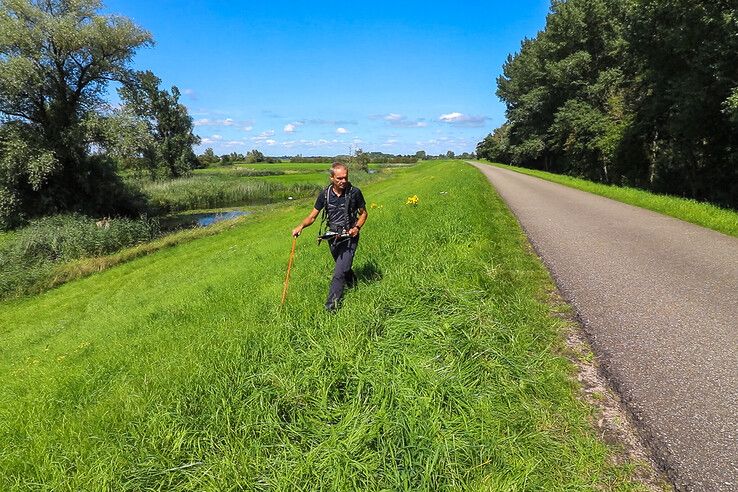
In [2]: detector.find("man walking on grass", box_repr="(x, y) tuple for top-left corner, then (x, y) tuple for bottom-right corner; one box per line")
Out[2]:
(292, 162), (368, 312)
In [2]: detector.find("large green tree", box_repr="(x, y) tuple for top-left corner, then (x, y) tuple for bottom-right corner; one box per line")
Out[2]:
(484, 0), (737, 208)
(623, 0), (738, 203)
(0, 0), (152, 227)
(495, 0), (626, 178)
(117, 70), (200, 179)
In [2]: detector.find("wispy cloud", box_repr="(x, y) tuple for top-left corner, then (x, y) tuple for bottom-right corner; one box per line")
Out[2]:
(439, 112), (488, 127)
(373, 112), (428, 128)
(195, 117), (248, 128)
(336, 127), (349, 134)
(262, 110), (283, 119)
(251, 130), (276, 143)
(182, 88), (197, 100)
(284, 121), (304, 133)
(307, 119), (358, 126)
(200, 134), (224, 145)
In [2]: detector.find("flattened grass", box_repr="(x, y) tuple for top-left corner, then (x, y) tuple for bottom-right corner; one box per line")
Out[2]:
(483, 161), (738, 238)
(0, 161), (645, 490)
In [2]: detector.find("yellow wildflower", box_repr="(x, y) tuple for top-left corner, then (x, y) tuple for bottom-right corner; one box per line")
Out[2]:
(406, 195), (419, 206)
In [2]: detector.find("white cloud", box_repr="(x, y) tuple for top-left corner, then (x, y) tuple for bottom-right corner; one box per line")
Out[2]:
(439, 112), (464, 122)
(259, 130), (275, 138)
(200, 134), (223, 145)
(439, 112), (488, 127)
(243, 126), (253, 132)
(336, 127), (349, 134)
(284, 123), (296, 133)
(379, 113), (428, 128)
(265, 139), (277, 146)
(194, 117), (242, 127)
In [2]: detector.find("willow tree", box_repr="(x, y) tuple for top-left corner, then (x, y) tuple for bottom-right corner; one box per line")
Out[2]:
(0, 0), (152, 227)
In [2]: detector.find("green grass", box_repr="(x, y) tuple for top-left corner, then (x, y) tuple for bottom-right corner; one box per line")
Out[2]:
(254, 173), (339, 185)
(0, 230), (13, 247)
(141, 176), (323, 213)
(0, 161), (646, 490)
(483, 161), (738, 238)
(0, 214), (161, 300)
(144, 164), (385, 213)
(195, 162), (335, 174)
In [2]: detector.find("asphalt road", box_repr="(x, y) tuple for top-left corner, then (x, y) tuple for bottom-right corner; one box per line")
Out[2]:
(471, 162), (738, 491)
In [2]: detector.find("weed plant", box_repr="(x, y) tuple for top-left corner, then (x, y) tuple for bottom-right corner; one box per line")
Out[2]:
(484, 161), (738, 238)
(0, 162), (644, 489)
(0, 214), (160, 299)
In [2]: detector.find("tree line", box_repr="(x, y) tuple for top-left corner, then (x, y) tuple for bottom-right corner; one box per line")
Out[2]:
(477, 0), (738, 209)
(0, 0), (199, 229)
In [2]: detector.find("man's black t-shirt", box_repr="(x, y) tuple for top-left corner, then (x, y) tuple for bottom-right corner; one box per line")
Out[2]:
(314, 185), (366, 232)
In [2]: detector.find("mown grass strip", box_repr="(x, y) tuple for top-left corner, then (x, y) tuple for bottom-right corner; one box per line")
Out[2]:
(481, 161), (738, 238)
(0, 161), (646, 490)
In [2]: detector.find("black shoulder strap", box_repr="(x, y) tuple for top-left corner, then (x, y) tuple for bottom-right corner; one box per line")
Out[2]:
(343, 184), (353, 229)
(318, 185), (330, 235)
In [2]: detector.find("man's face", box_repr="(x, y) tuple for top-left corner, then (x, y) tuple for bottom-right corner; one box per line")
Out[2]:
(331, 167), (348, 191)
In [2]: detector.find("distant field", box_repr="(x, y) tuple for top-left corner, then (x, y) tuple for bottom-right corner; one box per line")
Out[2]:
(195, 162), (332, 173)
(0, 161), (647, 490)
(195, 162), (401, 174)
(254, 173), (331, 185)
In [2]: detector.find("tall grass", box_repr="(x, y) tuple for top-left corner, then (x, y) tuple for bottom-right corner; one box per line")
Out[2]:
(0, 162), (647, 489)
(0, 214), (160, 299)
(482, 161), (738, 238)
(142, 177), (323, 213)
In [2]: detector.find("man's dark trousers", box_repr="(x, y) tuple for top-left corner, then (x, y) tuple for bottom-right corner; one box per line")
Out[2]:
(326, 235), (358, 310)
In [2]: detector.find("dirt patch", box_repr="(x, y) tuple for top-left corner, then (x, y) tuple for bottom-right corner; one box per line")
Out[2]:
(548, 284), (673, 491)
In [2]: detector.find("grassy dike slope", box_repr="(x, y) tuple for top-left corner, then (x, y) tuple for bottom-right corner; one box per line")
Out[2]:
(0, 161), (641, 490)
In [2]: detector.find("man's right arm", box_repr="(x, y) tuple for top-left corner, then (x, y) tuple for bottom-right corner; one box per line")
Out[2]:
(292, 208), (320, 237)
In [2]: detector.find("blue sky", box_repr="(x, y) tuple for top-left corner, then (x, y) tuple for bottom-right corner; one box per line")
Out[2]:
(103, 1), (550, 157)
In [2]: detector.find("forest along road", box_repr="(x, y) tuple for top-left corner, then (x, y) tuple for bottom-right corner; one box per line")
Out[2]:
(470, 162), (738, 492)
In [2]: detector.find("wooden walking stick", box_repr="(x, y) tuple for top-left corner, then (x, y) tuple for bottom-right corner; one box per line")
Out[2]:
(281, 236), (297, 306)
